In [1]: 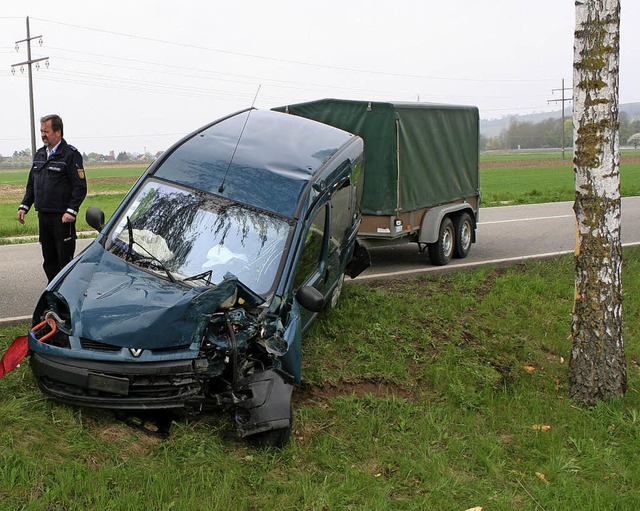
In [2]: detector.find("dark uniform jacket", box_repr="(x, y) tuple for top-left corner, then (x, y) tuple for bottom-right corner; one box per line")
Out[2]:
(19, 139), (87, 217)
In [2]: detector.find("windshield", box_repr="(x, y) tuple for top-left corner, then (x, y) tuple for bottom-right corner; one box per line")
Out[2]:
(105, 179), (292, 295)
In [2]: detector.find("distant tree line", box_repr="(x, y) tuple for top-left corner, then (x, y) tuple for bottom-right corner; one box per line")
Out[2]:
(0, 149), (155, 167)
(481, 111), (640, 151)
(3, 117), (639, 164)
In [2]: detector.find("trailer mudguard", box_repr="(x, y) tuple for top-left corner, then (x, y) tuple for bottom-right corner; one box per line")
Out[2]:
(419, 204), (476, 244)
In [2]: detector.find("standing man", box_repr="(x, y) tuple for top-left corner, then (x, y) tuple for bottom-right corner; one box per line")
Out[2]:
(17, 114), (87, 282)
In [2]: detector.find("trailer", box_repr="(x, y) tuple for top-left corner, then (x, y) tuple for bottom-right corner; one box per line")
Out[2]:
(274, 99), (480, 265)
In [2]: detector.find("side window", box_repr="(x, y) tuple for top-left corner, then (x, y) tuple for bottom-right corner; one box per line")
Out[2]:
(329, 178), (353, 254)
(351, 157), (364, 215)
(293, 206), (327, 290)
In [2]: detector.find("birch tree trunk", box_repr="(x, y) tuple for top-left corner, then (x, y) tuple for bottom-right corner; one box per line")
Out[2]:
(570, 0), (625, 404)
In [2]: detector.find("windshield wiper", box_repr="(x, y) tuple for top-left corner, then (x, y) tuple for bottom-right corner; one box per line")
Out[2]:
(125, 216), (177, 284)
(126, 216), (134, 262)
(183, 269), (213, 286)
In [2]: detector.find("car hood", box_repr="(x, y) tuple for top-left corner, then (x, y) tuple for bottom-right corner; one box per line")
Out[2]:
(54, 241), (258, 349)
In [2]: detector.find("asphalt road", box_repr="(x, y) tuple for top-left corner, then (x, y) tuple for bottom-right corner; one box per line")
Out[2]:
(2, 197), (640, 326)
(361, 197), (640, 280)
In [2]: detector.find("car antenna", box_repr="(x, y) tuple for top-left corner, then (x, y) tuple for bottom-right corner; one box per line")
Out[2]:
(218, 85), (261, 194)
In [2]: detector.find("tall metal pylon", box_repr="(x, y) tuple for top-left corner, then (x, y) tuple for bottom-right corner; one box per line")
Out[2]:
(548, 78), (573, 160)
(12, 16), (49, 158)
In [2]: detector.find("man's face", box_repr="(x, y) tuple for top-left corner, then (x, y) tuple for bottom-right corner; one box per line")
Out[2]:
(40, 120), (62, 149)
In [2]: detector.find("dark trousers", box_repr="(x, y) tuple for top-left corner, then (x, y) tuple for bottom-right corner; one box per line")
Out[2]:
(38, 212), (77, 283)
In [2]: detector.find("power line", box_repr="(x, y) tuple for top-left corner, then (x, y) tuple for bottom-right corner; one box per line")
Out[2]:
(33, 16), (557, 84)
(25, 49), (555, 107)
(44, 45), (558, 103)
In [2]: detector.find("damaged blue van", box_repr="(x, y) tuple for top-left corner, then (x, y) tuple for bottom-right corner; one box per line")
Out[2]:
(27, 108), (369, 446)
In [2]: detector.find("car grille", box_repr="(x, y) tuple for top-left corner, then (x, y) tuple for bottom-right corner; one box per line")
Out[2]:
(80, 338), (122, 352)
(79, 338), (191, 354)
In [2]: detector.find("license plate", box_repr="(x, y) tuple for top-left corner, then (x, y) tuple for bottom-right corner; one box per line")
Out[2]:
(87, 372), (130, 395)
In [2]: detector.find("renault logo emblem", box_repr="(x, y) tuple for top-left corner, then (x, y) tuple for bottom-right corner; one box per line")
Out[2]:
(129, 348), (143, 357)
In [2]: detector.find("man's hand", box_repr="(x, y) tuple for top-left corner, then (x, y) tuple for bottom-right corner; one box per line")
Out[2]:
(61, 213), (76, 223)
(17, 209), (26, 224)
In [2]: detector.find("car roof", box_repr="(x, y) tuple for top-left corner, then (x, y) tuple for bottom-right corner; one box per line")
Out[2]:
(152, 109), (356, 217)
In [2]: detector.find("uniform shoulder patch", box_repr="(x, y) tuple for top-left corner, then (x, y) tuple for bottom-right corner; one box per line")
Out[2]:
(78, 168), (85, 179)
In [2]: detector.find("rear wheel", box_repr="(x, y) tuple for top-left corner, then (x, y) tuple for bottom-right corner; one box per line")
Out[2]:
(428, 217), (455, 266)
(453, 212), (473, 259)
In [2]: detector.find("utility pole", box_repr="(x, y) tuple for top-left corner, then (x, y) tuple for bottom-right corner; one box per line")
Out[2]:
(12, 16), (49, 158)
(548, 78), (573, 160)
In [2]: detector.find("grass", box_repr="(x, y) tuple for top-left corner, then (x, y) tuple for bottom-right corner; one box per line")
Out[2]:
(1, 248), (640, 510)
(2, 155), (640, 241)
(0, 166), (143, 240)
(479, 149), (640, 207)
(480, 162), (640, 207)
(481, 164), (574, 206)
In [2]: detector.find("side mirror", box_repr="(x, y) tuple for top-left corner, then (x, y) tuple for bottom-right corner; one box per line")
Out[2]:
(86, 206), (105, 233)
(295, 286), (324, 313)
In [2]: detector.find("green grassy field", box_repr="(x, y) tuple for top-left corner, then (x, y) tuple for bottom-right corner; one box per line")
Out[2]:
(0, 166), (143, 240)
(481, 163), (640, 206)
(479, 149), (640, 206)
(2, 249), (639, 510)
(2, 153), (639, 241)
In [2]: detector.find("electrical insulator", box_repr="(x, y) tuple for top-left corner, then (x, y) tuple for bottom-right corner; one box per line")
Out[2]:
(15, 43), (19, 52)
(39, 37), (43, 46)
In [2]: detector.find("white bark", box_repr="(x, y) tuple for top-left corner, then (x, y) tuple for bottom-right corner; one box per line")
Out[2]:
(570, 0), (625, 403)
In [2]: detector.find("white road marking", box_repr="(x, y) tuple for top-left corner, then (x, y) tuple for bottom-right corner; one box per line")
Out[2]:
(480, 214), (573, 225)
(355, 241), (640, 281)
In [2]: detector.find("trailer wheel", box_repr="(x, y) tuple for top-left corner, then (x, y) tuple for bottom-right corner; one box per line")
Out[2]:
(453, 212), (473, 259)
(428, 217), (455, 266)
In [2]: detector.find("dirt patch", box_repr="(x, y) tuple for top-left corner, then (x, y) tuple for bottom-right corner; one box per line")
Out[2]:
(482, 158), (572, 168)
(89, 176), (138, 185)
(0, 184), (21, 194)
(294, 378), (415, 406)
(0, 176), (136, 203)
(481, 154), (640, 168)
(474, 267), (513, 302)
(292, 379), (420, 445)
(97, 422), (163, 453)
(0, 184), (23, 204)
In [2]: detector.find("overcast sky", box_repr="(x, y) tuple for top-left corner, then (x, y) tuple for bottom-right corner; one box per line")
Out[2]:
(1, 0), (638, 156)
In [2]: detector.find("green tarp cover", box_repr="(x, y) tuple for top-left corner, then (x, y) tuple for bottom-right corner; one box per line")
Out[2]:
(273, 99), (479, 216)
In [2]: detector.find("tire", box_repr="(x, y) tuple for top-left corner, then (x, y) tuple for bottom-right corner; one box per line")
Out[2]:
(249, 426), (292, 449)
(453, 212), (473, 259)
(246, 403), (293, 449)
(326, 273), (345, 309)
(428, 217), (455, 266)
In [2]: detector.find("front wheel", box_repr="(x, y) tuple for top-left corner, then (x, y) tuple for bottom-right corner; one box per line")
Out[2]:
(428, 217), (455, 266)
(248, 425), (292, 449)
(326, 273), (345, 310)
(453, 212), (473, 259)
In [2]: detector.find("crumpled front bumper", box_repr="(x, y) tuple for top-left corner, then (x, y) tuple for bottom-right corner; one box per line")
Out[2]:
(30, 351), (207, 410)
(30, 352), (294, 439)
